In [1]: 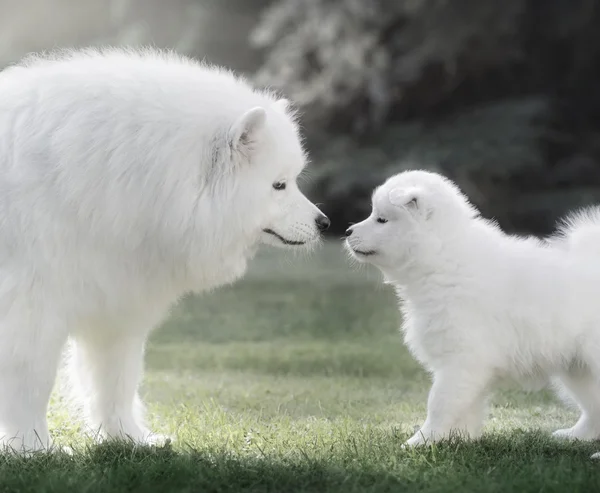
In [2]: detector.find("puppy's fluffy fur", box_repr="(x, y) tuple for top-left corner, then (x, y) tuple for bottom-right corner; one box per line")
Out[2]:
(346, 170), (600, 455)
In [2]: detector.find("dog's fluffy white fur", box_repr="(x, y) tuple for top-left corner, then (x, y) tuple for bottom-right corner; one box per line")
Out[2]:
(0, 47), (328, 452)
(346, 169), (600, 454)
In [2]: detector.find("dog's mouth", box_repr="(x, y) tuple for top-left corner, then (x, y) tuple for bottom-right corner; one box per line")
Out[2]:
(352, 248), (377, 257)
(263, 228), (306, 246)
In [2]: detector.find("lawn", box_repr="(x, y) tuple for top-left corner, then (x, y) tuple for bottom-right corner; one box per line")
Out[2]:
(4, 241), (599, 492)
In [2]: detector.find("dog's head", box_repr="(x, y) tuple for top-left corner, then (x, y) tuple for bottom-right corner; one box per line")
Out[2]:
(344, 170), (477, 269)
(222, 99), (329, 249)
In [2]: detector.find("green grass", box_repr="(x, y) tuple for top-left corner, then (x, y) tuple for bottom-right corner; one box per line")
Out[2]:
(7, 242), (600, 491)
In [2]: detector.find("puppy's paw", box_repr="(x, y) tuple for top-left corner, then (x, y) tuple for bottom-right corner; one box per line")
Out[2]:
(552, 423), (599, 441)
(552, 427), (577, 440)
(403, 428), (434, 448)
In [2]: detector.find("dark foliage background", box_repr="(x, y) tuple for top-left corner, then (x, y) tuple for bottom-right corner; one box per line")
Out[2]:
(251, 0), (600, 235)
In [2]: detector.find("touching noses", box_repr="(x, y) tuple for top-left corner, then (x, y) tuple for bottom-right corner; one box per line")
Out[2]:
(315, 214), (331, 232)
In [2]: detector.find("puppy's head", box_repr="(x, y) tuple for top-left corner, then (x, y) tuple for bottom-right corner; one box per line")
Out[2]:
(344, 170), (477, 269)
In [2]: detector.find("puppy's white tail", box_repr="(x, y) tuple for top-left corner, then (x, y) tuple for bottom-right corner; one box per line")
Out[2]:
(551, 206), (600, 257)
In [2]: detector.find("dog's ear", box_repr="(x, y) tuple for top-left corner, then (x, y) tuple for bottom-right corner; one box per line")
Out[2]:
(389, 187), (421, 211)
(229, 107), (267, 155)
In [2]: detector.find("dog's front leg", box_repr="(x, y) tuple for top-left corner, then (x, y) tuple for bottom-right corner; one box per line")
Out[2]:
(405, 366), (491, 447)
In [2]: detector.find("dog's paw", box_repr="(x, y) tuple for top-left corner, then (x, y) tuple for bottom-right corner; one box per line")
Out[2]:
(120, 431), (173, 447)
(90, 427), (174, 448)
(143, 433), (173, 447)
(54, 444), (74, 455)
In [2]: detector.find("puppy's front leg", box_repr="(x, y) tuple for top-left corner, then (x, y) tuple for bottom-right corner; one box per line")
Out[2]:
(405, 367), (491, 447)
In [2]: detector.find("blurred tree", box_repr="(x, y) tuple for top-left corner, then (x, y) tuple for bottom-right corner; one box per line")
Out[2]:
(252, 0), (527, 134)
(0, 0), (272, 73)
(251, 0), (600, 235)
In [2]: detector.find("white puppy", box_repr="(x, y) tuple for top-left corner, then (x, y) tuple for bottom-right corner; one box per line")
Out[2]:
(0, 47), (329, 453)
(345, 169), (600, 453)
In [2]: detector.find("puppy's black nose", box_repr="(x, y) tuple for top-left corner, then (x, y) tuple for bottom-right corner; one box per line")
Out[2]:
(345, 227), (353, 237)
(315, 214), (331, 232)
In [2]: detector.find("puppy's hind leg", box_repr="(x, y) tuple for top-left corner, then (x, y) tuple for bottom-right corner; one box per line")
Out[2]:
(552, 368), (600, 441)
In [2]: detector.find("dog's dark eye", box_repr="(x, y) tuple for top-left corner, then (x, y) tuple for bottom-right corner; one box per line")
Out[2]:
(377, 217), (388, 224)
(273, 182), (286, 191)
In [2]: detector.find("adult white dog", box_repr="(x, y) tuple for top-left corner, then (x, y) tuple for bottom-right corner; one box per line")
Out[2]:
(0, 48), (329, 452)
(345, 169), (600, 455)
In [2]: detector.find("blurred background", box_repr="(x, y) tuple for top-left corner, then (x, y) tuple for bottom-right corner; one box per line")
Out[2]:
(3, 0), (600, 235)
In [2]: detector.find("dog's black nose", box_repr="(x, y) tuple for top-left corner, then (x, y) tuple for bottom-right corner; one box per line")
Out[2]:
(315, 214), (331, 232)
(345, 227), (353, 237)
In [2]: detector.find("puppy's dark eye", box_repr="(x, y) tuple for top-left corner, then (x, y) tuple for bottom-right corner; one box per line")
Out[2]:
(376, 217), (388, 224)
(273, 182), (286, 191)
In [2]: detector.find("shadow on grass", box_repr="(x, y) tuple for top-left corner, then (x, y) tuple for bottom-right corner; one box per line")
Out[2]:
(0, 432), (597, 493)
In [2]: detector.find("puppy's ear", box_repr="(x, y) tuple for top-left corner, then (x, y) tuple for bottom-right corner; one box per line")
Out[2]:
(388, 187), (421, 210)
(229, 107), (267, 155)
(274, 98), (290, 113)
